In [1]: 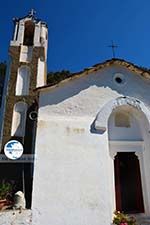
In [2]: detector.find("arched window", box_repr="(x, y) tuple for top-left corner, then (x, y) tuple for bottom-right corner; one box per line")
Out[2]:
(16, 66), (30, 96)
(23, 21), (35, 46)
(11, 102), (27, 137)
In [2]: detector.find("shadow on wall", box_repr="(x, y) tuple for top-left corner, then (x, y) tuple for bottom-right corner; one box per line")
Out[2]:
(40, 65), (150, 107)
(90, 120), (105, 134)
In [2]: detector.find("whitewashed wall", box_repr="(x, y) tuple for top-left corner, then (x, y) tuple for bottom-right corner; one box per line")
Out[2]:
(32, 65), (150, 225)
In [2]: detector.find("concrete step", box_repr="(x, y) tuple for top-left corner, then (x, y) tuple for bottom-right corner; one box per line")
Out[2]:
(135, 216), (150, 225)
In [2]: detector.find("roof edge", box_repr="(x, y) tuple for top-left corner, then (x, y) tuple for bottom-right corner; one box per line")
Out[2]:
(36, 58), (150, 92)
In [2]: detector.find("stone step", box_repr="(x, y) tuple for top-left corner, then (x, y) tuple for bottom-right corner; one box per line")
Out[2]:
(135, 216), (150, 225)
(138, 221), (150, 225)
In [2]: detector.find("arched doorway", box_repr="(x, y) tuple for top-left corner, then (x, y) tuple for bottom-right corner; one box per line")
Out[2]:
(94, 96), (150, 214)
(108, 104), (145, 213)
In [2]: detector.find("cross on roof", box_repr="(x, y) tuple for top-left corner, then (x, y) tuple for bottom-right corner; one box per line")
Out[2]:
(108, 41), (118, 58)
(29, 9), (36, 17)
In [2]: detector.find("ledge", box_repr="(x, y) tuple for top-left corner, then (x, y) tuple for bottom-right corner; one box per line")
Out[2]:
(0, 209), (32, 225)
(109, 140), (144, 152)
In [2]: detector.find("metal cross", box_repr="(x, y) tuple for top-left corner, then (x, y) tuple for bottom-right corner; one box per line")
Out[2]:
(29, 9), (36, 17)
(108, 41), (118, 58)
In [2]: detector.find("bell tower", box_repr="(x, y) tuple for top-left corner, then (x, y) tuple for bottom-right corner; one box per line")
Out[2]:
(2, 9), (48, 148)
(0, 10), (48, 208)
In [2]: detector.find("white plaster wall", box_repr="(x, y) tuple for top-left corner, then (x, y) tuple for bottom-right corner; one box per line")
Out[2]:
(11, 21), (24, 46)
(32, 65), (150, 225)
(32, 118), (113, 225)
(13, 22), (19, 41)
(39, 65), (150, 117)
(19, 45), (33, 62)
(139, 116), (150, 214)
(16, 66), (30, 96)
(0, 210), (32, 225)
(108, 109), (144, 141)
(11, 102), (27, 137)
(36, 58), (45, 87)
(34, 23), (40, 45)
(40, 25), (48, 58)
(17, 21), (24, 44)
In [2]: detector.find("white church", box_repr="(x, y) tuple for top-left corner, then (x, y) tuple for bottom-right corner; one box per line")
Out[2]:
(0, 10), (150, 225)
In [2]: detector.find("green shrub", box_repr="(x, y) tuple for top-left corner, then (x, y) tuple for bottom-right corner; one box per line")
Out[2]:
(113, 211), (137, 225)
(0, 180), (13, 200)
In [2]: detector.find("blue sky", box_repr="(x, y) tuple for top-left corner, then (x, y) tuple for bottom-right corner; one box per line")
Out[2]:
(1, 0), (150, 72)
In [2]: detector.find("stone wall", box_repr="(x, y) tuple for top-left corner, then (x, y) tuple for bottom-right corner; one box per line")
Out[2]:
(1, 46), (43, 149)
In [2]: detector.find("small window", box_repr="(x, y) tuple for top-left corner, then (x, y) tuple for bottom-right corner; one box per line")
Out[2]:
(115, 112), (130, 127)
(114, 73), (126, 85)
(115, 77), (122, 84)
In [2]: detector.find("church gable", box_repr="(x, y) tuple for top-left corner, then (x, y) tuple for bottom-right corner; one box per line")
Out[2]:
(38, 60), (150, 118)
(38, 58), (150, 91)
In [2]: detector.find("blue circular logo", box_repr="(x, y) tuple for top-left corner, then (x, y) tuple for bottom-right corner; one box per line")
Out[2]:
(4, 140), (24, 160)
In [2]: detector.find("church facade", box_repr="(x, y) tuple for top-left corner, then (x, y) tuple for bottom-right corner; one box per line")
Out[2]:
(33, 60), (150, 225)
(0, 11), (150, 225)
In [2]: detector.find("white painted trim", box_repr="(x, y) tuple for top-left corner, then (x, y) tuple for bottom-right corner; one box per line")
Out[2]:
(109, 140), (144, 146)
(109, 140), (147, 214)
(109, 140), (144, 153)
(94, 96), (150, 132)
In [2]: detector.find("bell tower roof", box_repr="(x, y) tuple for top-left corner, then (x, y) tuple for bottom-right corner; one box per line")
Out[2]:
(11, 10), (48, 56)
(13, 9), (47, 27)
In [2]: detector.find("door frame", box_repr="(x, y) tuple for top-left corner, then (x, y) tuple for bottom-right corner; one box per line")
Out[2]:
(109, 140), (146, 214)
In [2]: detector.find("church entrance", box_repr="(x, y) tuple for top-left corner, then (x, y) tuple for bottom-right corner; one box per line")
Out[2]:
(114, 152), (144, 213)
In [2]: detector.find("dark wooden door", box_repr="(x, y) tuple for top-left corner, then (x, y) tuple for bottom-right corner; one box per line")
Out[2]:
(114, 152), (144, 213)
